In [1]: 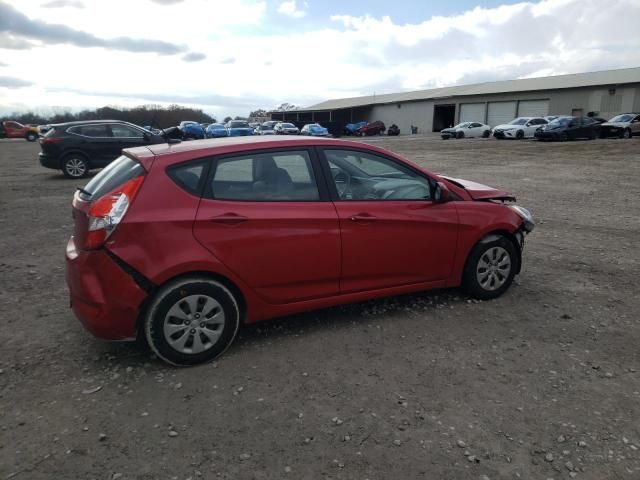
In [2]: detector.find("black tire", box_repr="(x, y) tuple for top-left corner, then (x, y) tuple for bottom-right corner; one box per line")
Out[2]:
(622, 129), (632, 139)
(515, 130), (524, 140)
(482, 130), (491, 138)
(462, 235), (517, 300)
(62, 154), (89, 179)
(561, 132), (569, 142)
(26, 132), (37, 142)
(144, 277), (240, 366)
(456, 131), (465, 139)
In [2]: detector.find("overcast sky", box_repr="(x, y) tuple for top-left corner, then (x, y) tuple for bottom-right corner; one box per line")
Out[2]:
(1, 0), (639, 120)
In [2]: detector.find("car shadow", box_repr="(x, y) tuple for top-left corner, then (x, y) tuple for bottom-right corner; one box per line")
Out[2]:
(87, 288), (467, 368)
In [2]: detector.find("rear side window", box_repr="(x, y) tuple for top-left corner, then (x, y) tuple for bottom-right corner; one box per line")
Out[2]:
(167, 161), (206, 195)
(68, 124), (112, 138)
(110, 124), (145, 139)
(81, 155), (144, 200)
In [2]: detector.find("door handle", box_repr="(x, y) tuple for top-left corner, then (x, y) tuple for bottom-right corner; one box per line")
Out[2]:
(350, 213), (377, 223)
(210, 213), (248, 225)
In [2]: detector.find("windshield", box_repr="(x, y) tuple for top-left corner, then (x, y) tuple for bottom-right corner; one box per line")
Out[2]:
(230, 121), (249, 128)
(281, 123), (295, 128)
(209, 124), (224, 129)
(259, 125), (273, 130)
(310, 124), (323, 129)
(609, 114), (634, 123)
(508, 118), (528, 125)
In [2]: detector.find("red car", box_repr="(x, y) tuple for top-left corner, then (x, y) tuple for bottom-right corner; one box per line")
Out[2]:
(1, 121), (39, 141)
(66, 136), (534, 365)
(357, 121), (386, 136)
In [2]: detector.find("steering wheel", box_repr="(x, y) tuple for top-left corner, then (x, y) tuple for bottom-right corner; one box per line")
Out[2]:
(334, 171), (351, 198)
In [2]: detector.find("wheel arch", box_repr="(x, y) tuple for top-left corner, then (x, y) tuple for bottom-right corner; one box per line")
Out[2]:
(136, 270), (248, 339)
(470, 229), (522, 274)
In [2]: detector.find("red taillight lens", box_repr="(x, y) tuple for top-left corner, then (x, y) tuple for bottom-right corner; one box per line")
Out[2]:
(84, 176), (144, 249)
(39, 137), (63, 145)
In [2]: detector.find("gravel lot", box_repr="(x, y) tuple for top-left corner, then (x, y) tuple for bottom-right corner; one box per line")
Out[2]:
(1, 135), (639, 479)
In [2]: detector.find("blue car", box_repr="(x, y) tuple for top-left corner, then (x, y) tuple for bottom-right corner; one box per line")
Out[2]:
(301, 123), (330, 137)
(206, 123), (228, 138)
(179, 121), (206, 140)
(226, 120), (254, 137)
(344, 121), (367, 135)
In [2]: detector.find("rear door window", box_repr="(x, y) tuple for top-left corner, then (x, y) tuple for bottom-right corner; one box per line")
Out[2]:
(208, 150), (320, 201)
(69, 124), (112, 138)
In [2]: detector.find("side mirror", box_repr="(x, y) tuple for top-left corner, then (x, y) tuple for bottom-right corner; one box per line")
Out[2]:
(434, 181), (450, 203)
(143, 132), (151, 141)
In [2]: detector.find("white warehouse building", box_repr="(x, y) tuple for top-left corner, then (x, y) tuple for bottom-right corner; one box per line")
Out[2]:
(271, 67), (640, 133)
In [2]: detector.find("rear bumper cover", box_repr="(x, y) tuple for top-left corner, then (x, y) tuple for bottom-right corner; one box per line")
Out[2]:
(39, 152), (60, 169)
(65, 237), (147, 340)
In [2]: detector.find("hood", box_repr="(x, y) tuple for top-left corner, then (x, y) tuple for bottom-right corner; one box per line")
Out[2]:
(493, 124), (519, 130)
(602, 122), (629, 127)
(440, 175), (515, 201)
(441, 128), (456, 133)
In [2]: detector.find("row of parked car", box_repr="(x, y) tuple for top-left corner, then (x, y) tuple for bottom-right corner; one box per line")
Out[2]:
(441, 113), (640, 141)
(161, 120), (332, 140)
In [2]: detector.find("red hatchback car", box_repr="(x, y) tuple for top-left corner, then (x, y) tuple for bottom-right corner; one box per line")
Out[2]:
(66, 136), (534, 365)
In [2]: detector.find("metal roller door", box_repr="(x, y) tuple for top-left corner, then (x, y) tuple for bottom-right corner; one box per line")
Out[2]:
(487, 101), (516, 127)
(518, 100), (549, 118)
(459, 103), (486, 123)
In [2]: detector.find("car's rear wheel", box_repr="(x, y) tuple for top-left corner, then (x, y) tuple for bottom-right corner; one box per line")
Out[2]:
(462, 235), (517, 300)
(26, 132), (37, 142)
(482, 130), (491, 138)
(144, 277), (240, 366)
(516, 130), (524, 140)
(62, 154), (89, 179)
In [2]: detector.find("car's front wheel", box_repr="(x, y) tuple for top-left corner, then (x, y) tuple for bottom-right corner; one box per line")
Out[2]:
(62, 154), (89, 178)
(622, 128), (632, 139)
(516, 130), (524, 140)
(26, 132), (37, 142)
(456, 131), (465, 139)
(462, 235), (517, 300)
(144, 277), (240, 366)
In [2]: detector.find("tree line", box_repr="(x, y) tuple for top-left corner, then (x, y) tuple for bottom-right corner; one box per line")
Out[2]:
(0, 104), (216, 128)
(1, 102), (300, 128)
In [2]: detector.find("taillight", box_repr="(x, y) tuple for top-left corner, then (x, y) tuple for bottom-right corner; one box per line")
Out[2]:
(85, 176), (144, 249)
(39, 137), (63, 145)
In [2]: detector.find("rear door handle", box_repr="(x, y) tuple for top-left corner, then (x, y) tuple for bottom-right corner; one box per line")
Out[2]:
(350, 213), (377, 223)
(210, 213), (248, 225)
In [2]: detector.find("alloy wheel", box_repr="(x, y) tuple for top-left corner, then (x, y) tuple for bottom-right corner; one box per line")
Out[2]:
(65, 158), (87, 177)
(476, 246), (512, 291)
(162, 294), (226, 354)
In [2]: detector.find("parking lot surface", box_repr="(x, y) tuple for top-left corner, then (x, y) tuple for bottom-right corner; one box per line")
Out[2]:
(1, 136), (639, 479)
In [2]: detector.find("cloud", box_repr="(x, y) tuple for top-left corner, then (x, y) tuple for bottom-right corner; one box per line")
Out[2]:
(182, 52), (206, 62)
(0, 2), (186, 55)
(220, 57), (236, 64)
(0, 32), (36, 50)
(41, 0), (84, 8)
(0, 76), (33, 88)
(277, 0), (307, 18)
(149, 0), (183, 4)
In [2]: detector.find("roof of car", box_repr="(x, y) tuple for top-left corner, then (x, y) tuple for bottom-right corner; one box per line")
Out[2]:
(126, 136), (372, 162)
(50, 119), (140, 127)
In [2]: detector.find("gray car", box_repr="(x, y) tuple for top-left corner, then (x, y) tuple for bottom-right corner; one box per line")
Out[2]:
(599, 113), (640, 138)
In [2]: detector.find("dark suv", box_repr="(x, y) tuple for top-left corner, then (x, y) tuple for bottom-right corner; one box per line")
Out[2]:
(39, 120), (165, 178)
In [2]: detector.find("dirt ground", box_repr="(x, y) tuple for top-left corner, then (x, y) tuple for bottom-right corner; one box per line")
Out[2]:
(1, 134), (639, 480)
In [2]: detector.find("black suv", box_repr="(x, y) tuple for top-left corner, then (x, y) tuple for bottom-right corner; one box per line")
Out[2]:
(39, 120), (166, 178)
